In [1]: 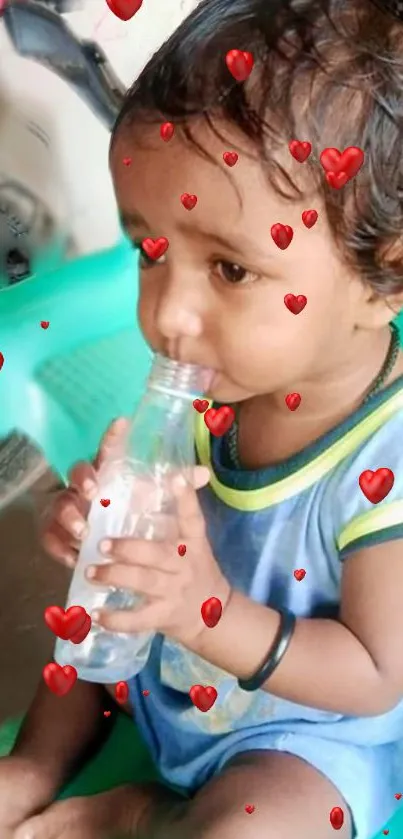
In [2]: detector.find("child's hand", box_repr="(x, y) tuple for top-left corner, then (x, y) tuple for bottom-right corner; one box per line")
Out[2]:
(87, 469), (232, 648)
(41, 418), (130, 567)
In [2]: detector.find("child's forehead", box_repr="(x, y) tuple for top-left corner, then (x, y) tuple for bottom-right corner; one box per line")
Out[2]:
(111, 118), (315, 215)
(110, 120), (335, 272)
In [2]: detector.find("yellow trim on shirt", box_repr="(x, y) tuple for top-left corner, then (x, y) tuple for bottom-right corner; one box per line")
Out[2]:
(337, 500), (403, 552)
(195, 390), (403, 511)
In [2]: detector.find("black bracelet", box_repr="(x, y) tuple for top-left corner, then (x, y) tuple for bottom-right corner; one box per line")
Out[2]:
(237, 608), (296, 692)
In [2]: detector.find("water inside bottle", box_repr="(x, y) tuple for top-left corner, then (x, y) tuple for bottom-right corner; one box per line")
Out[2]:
(55, 356), (211, 682)
(56, 459), (174, 677)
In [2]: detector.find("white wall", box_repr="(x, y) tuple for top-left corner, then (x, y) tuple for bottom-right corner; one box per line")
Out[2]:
(0, 0), (199, 255)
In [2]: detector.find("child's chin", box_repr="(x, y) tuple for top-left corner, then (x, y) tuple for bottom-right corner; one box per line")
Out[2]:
(206, 377), (251, 404)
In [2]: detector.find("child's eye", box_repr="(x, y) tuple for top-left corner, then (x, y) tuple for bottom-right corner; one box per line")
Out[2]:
(133, 241), (167, 269)
(211, 259), (258, 285)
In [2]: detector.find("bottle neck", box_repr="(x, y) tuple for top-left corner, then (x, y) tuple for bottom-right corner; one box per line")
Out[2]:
(146, 354), (211, 401)
(122, 355), (210, 470)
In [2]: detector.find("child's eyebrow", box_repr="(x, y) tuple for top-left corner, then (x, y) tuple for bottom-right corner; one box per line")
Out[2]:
(178, 224), (275, 263)
(119, 211), (274, 263)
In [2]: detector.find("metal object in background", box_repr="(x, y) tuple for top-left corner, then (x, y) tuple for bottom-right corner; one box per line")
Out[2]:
(0, 0), (126, 507)
(0, 178), (56, 286)
(2, 0), (125, 130)
(0, 435), (48, 511)
(35, 0), (83, 11)
(0, 177), (57, 505)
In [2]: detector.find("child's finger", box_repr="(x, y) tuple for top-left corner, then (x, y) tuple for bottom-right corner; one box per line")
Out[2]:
(94, 416), (130, 471)
(93, 603), (161, 634)
(68, 461), (99, 500)
(41, 521), (79, 568)
(98, 537), (177, 571)
(52, 491), (89, 540)
(66, 419), (129, 498)
(191, 465), (211, 490)
(87, 560), (169, 597)
(172, 470), (209, 540)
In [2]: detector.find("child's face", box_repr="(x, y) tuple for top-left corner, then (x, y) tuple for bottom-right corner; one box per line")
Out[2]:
(111, 122), (370, 403)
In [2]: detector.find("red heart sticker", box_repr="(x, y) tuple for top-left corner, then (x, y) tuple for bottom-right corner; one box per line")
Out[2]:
(193, 399), (209, 414)
(301, 209), (318, 229)
(320, 146), (364, 181)
(245, 804), (255, 814)
(285, 393), (301, 412)
(40, 321), (50, 329)
(189, 685), (217, 712)
(160, 122), (175, 142)
(123, 157), (132, 166)
(201, 597), (222, 628)
(284, 294), (307, 315)
(142, 237), (169, 261)
(223, 151), (239, 167)
(70, 613), (92, 645)
(294, 569), (306, 581)
(177, 544), (187, 557)
(329, 806), (344, 830)
(100, 499), (110, 507)
(359, 468), (394, 504)
(142, 689), (150, 696)
(0, 352), (4, 371)
(104, 710), (111, 717)
(44, 605), (88, 640)
(43, 663), (77, 697)
(105, 0), (143, 21)
(289, 140), (312, 163)
(395, 793), (402, 800)
(204, 406), (235, 437)
(383, 831), (389, 836)
(181, 193), (198, 211)
(326, 171), (349, 190)
(115, 681), (129, 704)
(271, 223), (294, 250)
(225, 50), (254, 82)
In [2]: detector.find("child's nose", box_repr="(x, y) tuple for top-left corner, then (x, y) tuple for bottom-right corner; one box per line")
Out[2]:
(156, 282), (204, 341)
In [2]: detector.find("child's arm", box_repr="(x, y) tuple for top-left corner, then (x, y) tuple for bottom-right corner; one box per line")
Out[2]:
(92, 474), (403, 719)
(190, 538), (402, 717)
(11, 678), (111, 791)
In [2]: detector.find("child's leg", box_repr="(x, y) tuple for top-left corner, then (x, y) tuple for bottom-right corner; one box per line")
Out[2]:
(15, 749), (352, 839)
(166, 750), (353, 839)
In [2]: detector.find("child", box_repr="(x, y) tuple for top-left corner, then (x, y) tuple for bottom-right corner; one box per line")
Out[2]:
(2, 0), (403, 837)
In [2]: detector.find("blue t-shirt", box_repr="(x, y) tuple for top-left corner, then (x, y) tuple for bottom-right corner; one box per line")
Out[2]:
(128, 375), (403, 794)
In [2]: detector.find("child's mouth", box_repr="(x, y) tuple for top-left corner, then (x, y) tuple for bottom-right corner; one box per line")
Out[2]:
(201, 368), (215, 393)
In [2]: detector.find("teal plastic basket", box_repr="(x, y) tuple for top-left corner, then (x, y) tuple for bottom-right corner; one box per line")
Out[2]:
(0, 237), (151, 484)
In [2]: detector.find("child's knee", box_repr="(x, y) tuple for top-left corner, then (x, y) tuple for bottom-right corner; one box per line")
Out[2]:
(175, 804), (289, 839)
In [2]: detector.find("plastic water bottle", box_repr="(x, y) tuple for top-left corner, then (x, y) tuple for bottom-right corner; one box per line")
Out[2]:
(54, 354), (211, 683)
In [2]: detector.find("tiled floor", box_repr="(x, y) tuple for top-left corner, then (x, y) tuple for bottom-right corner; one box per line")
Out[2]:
(0, 471), (70, 722)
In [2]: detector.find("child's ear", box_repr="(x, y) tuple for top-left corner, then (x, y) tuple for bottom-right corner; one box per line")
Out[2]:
(355, 236), (403, 329)
(356, 288), (403, 330)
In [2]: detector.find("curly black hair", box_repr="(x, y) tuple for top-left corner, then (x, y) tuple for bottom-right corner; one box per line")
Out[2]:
(111, 0), (403, 298)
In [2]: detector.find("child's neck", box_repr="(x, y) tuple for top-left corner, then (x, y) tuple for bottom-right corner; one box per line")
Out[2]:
(238, 328), (403, 470)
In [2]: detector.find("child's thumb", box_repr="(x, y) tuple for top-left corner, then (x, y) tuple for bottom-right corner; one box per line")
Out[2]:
(191, 465), (211, 490)
(94, 417), (130, 470)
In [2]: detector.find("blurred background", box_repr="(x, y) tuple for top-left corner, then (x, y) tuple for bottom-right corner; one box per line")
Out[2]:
(0, 0), (198, 722)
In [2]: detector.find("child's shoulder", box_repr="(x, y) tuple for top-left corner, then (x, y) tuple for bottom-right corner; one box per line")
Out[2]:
(326, 382), (403, 559)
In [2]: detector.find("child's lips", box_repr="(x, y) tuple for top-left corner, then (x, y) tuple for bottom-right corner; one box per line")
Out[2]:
(201, 368), (215, 393)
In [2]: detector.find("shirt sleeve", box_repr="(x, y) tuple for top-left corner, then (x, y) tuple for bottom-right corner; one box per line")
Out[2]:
(330, 409), (403, 559)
